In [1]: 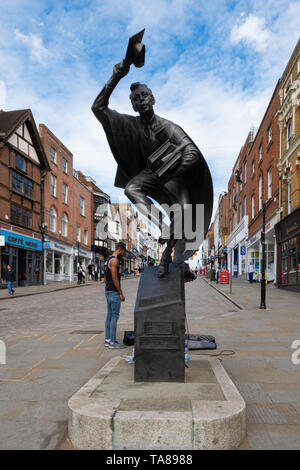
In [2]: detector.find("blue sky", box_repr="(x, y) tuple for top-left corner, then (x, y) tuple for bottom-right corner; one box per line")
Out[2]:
(0, 0), (300, 212)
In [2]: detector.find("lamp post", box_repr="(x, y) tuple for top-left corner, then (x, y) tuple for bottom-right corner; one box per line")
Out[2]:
(260, 202), (267, 309)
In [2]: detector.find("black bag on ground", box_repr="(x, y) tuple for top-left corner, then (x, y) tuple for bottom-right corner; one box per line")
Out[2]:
(185, 334), (217, 350)
(123, 330), (135, 346)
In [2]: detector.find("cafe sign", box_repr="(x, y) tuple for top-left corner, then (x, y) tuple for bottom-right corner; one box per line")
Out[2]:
(0, 229), (42, 251)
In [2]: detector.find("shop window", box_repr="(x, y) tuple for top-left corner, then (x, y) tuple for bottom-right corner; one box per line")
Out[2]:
(16, 154), (26, 173)
(281, 242), (288, 285)
(63, 255), (70, 275)
(288, 238), (297, 285)
(46, 251), (53, 273)
(54, 254), (61, 274)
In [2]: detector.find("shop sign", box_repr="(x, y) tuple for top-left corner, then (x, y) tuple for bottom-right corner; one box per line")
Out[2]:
(1, 229), (42, 251)
(220, 270), (229, 284)
(250, 236), (257, 245)
(240, 246), (246, 255)
(0, 236), (5, 246)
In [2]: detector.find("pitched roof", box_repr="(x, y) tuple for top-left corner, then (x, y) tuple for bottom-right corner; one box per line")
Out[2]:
(0, 109), (50, 171)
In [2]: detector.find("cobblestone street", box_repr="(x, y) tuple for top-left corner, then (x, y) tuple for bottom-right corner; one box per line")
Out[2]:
(0, 276), (300, 449)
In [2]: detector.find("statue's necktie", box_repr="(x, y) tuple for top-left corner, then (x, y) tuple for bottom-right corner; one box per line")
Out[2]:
(144, 122), (155, 141)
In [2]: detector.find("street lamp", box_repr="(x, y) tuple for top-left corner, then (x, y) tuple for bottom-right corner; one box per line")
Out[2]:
(260, 202), (267, 309)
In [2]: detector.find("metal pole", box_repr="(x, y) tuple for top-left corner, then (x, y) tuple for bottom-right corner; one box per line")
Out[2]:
(230, 248), (232, 294)
(260, 202), (267, 309)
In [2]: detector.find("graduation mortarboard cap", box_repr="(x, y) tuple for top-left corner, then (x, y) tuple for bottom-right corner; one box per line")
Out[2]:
(125, 29), (145, 68)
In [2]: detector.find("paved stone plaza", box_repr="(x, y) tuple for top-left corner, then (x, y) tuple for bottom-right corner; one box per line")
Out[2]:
(0, 276), (300, 450)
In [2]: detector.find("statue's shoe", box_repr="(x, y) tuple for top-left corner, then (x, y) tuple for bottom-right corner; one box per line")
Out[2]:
(157, 264), (168, 278)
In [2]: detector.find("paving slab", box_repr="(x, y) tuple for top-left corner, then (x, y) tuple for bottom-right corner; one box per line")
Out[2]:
(68, 355), (246, 450)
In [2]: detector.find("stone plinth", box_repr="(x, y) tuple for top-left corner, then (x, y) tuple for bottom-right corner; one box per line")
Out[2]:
(134, 264), (185, 382)
(68, 355), (246, 450)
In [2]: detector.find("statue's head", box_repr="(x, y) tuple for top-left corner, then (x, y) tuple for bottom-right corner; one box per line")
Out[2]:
(129, 82), (155, 117)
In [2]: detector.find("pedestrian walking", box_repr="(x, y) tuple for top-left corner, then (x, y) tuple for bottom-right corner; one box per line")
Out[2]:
(104, 242), (127, 349)
(247, 261), (254, 283)
(94, 263), (98, 281)
(234, 263), (238, 278)
(5, 265), (15, 296)
(88, 263), (93, 281)
(77, 265), (84, 284)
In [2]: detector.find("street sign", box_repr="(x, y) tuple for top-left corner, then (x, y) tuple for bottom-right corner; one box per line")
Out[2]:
(240, 246), (246, 255)
(0, 236), (5, 246)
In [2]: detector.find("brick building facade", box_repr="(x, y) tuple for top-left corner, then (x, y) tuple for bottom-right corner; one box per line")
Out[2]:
(276, 38), (300, 290)
(39, 124), (93, 283)
(246, 81), (280, 283)
(0, 109), (50, 287)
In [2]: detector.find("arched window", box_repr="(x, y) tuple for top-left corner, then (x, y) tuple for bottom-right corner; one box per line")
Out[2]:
(62, 213), (68, 237)
(50, 207), (57, 233)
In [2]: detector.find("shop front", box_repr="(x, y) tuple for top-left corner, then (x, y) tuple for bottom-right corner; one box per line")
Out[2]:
(44, 238), (73, 283)
(73, 245), (93, 279)
(247, 215), (277, 283)
(275, 207), (300, 292)
(0, 228), (42, 287)
(226, 216), (248, 276)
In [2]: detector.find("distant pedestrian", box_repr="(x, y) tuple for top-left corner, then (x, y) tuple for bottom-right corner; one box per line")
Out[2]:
(247, 262), (254, 283)
(104, 242), (127, 349)
(124, 268), (128, 279)
(78, 265), (84, 284)
(234, 264), (238, 278)
(5, 265), (15, 296)
(94, 264), (98, 281)
(88, 263), (93, 280)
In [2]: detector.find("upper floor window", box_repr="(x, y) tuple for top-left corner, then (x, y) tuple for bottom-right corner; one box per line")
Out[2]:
(62, 183), (68, 204)
(62, 158), (68, 174)
(258, 145), (263, 162)
(286, 120), (292, 149)
(50, 207), (57, 233)
(62, 213), (68, 237)
(259, 176), (262, 211)
(80, 197), (85, 216)
(84, 230), (88, 245)
(267, 168), (272, 199)
(244, 196), (247, 217)
(252, 161), (255, 175)
(50, 174), (57, 197)
(251, 195), (255, 219)
(244, 163), (247, 183)
(268, 125), (272, 144)
(77, 226), (81, 242)
(50, 148), (57, 164)
(16, 154), (26, 173)
(287, 180), (292, 215)
(12, 171), (33, 198)
(10, 204), (32, 228)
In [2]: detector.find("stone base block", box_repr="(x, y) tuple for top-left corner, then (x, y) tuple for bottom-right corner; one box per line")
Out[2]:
(68, 355), (246, 450)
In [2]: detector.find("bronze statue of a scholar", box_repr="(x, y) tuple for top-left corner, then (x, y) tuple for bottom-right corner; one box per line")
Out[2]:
(92, 30), (213, 278)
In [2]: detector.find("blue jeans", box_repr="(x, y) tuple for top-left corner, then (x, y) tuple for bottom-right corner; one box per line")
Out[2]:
(105, 290), (121, 343)
(249, 272), (254, 283)
(7, 281), (13, 295)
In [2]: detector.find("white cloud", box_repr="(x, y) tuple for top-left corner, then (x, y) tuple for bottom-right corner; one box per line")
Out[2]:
(230, 14), (271, 52)
(15, 29), (50, 64)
